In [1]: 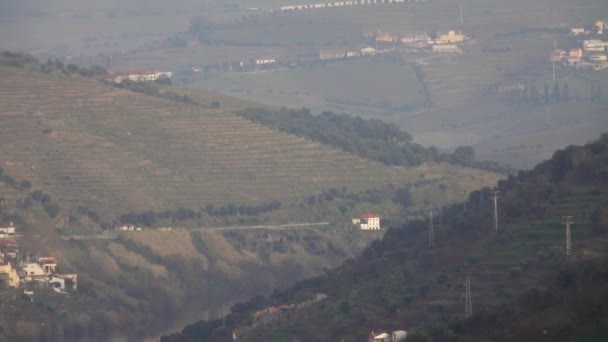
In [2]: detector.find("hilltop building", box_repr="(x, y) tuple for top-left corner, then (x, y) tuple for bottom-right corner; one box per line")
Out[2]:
(571, 27), (586, 36)
(352, 213), (381, 230)
(105, 70), (173, 83)
(597, 19), (607, 34)
(375, 32), (401, 43)
(0, 222), (16, 239)
(368, 330), (408, 342)
(436, 30), (466, 44)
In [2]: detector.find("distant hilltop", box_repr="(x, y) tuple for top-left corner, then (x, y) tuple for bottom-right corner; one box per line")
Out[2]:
(274, 0), (414, 13)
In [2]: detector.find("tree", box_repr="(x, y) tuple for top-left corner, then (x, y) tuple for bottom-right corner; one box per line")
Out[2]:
(394, 187), (413, 208)
(553, 81), (561, 103)
(19, 180), (31, 190)
(339, 300), (351, 315)
(454, 145), (475, 163)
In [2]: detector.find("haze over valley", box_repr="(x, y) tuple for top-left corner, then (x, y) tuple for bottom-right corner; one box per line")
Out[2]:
(1, 0), (608, 341)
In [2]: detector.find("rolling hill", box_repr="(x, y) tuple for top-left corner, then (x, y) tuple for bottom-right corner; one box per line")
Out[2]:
(0, 61), (500, 222)
(0, 56), (503, 340)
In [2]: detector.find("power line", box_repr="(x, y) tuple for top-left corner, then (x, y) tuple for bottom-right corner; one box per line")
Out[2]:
(465, 271), (472, 319)
(428, 208), (435, 249)
(562, 216), (573, 257)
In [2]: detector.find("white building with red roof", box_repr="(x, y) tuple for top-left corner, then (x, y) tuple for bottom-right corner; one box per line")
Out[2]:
(352, 213), (381, 230)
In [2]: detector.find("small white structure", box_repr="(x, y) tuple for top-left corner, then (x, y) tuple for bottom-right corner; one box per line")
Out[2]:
(352, 213), (381, 230)
(369, 331), (390, 342)
(255, 58), (276, 65)
(49, 274), (78, 294)
(23, 263), (46, 280)
(0, 222), (16, 238)
(38, 257), (57, 274)
(361, 47), (377, 56)
(106, 70), (173, 83)
(392, 330), (408, 341)
(432, 44), (459, 53)
(571, 27), (585, 36)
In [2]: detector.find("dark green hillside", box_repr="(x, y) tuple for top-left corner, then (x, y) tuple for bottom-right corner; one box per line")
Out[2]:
(411, 257), (608, 341)
(236, 107), (514, 173)
(163, 133), (608, 341)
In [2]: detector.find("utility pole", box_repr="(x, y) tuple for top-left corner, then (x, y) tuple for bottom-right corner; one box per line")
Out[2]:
(491, 190), (500, 232)
(460, 2), (463, 26)
(551, 39), (558, 82)
(465, 271), (472, 318)
(428, 208), (435, 249)
(563, 216), (573, 257)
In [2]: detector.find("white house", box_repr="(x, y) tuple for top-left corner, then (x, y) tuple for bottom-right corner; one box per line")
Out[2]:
(369, 331), (390, 342)
(0, 222), (15, 238)
(49, 274), (78, 293)
(352, 213), (381, 230)
(106, 70), (173, 83)
(22, 262), (46, 280)
(432, 44), (459, 53)
(392, 330), (408, 341)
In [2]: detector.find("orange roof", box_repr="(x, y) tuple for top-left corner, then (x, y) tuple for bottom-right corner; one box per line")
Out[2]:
(358, 213), (380, 219)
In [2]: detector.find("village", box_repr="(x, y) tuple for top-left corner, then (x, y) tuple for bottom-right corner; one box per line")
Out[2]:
(104, 26), (467, 83)
(0, 222), (78, 299)
(551, 19), (608, 70)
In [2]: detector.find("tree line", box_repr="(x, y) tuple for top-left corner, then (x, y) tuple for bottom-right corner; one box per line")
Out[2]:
(235, 107), (513, 173)
(118, 200), (282, 226)
(0, 167), (60, 218)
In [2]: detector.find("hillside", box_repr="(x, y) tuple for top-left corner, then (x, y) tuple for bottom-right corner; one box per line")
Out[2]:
(163, 134), (608, 341)
(0, 166), (383, 341)
(0, 61), (500, 222)
(0, 57), (504, 340)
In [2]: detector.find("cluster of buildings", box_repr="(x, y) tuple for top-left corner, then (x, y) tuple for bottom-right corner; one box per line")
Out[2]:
(569, 19), (608, 36)
(117, 224), (143, 231)
(556, 19), (608, 70)
(104, 70), (173, 83)
(277, 0), (409, 12)
(352, 213), (381, 230)
(372, 29), (466, 53)
(0, 223), (77, 295)
(369, 330), (408, 342)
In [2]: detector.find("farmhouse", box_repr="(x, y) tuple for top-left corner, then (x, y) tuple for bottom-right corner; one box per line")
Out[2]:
(436, 30), (466, 44)
(352, 213), (381, 230)
(106, 70), (173, 83)
(433, 44), (459, 53)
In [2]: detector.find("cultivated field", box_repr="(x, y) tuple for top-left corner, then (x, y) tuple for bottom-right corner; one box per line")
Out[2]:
(0, 66), (499, 220)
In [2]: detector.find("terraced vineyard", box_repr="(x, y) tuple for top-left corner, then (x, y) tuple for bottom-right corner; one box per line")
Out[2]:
(0, 66), (500, 220)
